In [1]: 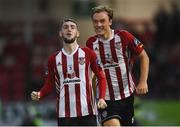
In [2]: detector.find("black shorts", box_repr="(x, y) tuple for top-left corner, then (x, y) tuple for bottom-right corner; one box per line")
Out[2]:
(98, 95), (134, 126)
(57, 115), (97, 126)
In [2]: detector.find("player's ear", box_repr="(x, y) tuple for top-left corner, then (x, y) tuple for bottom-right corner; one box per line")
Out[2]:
(77, 30), (80, 37)
(59, 31), (62, 37)
(109, 19), (112, 26)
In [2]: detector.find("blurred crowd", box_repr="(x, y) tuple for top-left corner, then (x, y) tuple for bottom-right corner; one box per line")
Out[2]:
(151, 2), (180, 98)
(144, 1), (180, 99)
(0, 100), (56, 126)
(120, 1), (180, 99)
(0, 20), (60, 102)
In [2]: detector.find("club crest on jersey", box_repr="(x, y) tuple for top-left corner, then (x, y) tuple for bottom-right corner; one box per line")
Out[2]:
(78, 57), (85, 65)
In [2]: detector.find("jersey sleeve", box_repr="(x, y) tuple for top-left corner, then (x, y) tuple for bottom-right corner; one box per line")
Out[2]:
(39, 55), (55, 98)
(121, 30), (144, 56)
(88, 48), (106, 99)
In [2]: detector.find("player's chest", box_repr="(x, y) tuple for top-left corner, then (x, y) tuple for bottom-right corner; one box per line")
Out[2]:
(56, 55), (88, 75)
(93, 41), (127, 58)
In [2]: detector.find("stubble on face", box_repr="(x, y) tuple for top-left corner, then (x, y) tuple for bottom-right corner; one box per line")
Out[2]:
(62, 36), (76, 44)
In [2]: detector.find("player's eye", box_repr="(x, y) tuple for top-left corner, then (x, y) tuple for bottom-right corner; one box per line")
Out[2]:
(63, 25), (68, 29)
(71, 25), (76, 29)
(100, 19), (105, 23)
(93, 20), (98, 24)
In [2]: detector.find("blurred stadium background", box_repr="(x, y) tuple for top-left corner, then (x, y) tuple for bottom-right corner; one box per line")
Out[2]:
(0, 0), (179, 126)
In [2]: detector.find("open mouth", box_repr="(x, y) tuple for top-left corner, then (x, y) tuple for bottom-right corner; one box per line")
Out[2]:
(96, 29), (104, 34)
(96, 27), (104, 32)
(67, 33), (72, 35)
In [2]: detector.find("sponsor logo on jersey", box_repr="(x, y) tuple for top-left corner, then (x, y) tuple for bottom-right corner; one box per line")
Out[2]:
(63, 77), (81, 84)
(103, 62), (119, 69)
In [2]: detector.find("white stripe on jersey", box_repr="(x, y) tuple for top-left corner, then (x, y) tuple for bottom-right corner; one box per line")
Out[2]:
(67, 55), (76, 117)
(78, 49), (89, 115)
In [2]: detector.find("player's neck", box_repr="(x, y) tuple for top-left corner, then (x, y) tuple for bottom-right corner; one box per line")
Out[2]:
(63, 41), (78, 55)
(101, 28), (113, 40)
(100, 28), (113, 41)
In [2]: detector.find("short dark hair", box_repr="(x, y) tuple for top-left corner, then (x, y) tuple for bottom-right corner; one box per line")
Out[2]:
(60, 18), (78, 29)
(91, 5), (113, 20)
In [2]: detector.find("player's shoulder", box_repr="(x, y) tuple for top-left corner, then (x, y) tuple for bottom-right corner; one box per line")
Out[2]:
(80, 46), (96, 57)
(48, 51), (60, 61)
(80, 46), (94, 53)
(115, 29), (131, 36)
(86, 35), (98, 45)
(115, 29), (135, 41)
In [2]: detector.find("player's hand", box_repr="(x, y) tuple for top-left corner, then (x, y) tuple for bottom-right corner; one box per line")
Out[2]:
(97, 98), (107, 109)
(31, 91), (40, 101)
(136, 82), (148, 94)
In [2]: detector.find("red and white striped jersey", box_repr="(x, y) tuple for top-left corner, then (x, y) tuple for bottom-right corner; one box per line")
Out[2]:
(86, 30), (144, 100)
(39, 45), (106, 118)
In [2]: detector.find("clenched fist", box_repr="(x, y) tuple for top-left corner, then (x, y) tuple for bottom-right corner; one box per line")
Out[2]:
(31, 91), (40, 101)
(97, 98), (107, 109)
